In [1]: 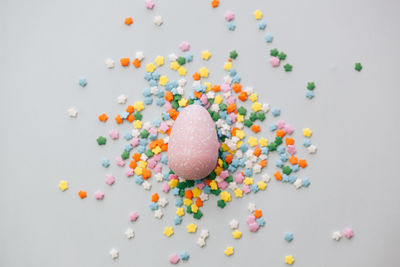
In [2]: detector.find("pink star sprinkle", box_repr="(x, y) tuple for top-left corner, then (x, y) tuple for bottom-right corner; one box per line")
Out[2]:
(246, 214), (256, 224)
(283, 124), (294, 135)
(109, 129), (119, 140)
(179, 41), (190, 52)
(94, 190), (104, 200)
(105, 174), (115, 185)
(224, 11), (235, 21)
(343, 228), (354, 239)
(129, 211), (139, 222)
(115, 157), (125, 167)
(276, 120), (286, 129)
(169, 253), (180, 264)
(270, 56), (280, 67)
(249, 222), (260, 232)
(287, 145), (296, 155)
(161, 182), (170, 193)
(125, 168), (134, 177)
(145, 0), (155, 9)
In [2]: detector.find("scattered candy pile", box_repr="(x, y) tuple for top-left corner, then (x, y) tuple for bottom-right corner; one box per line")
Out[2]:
(60, 2), (360, 265)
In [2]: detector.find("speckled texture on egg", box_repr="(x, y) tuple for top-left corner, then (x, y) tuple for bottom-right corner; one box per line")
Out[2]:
(168, 104), (219, 180)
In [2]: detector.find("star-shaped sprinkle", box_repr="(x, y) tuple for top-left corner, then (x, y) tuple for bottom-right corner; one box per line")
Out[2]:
(129, 211), (139, 222)
(94, 190), (104, 200)
(199, 67), (209, 78)
(154, 209), (163, 219)
(343, 228), (354, 239)
(332, 231), (342, 241)
(253, 9), (263, 20)
(67, 107), (78, 118)
(145, 0), (155, 9)
(230, 50), (238, 59)
(294, 178), (302, 189)
(284, 63), (293, 72)
(211, 0), (219, 8)
(355, 62), (362, 72)
(232, 230), (242, 239)
(284, 232), (294, 242)
(135, 51), (144, 61)
(303, 128), (312, 137)
(285, 255), (295, 265)
(117, 94), (127, 104)
(169, 253), (180, 264)
(105, 58), (115, 68)
(179, 41), (190, 52)
(201, 50), (211, 60)
(248, 137), (258, 147)
(125, 228), (135, 239)
(179, 251), (190, 261)
(229, 219), (239, 229)
(109, 248), (119, 259)
(248, 202), (256, 212)
(105, 174), (115, 185)
(142, 181), (152, 190)
(78, 77), (87, 87)
(163, 226), (174, 237)
(224, 246), (234, 256)
(78, 190), (87, 199)
(158, 197), (168, 207)
(278, 51), (287, 60)
(146, 63), (156, 73)
(308, 144), (317, 154)
(58, 180), (69, 191)
(200, 229), (209, 239)
(134, 101), (144, 111)
(307, 82), (315, 90)
(153, 15), (163, 26)
(186, 223), (198, 233)
(197, 237), (206, 247)
(155, 56), (164, 67)
(98, 113), (108, 122)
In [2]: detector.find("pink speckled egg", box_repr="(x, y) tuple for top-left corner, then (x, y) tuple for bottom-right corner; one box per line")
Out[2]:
(168, 105), (219, 180)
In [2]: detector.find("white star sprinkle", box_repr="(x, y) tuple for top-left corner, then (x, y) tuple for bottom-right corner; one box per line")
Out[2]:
(109, 248), (119, 259)
(308, 144), (318, 154)
(117, 94), (127, 104)
(155, 173), (163, 182)
(67, 107), (78, 118)
(332, 231), (342, 241)
(105, 58), (115, 69)
(229, 219), (239, 229)
(200, 229), (209, 239)
(135, 51), (144, 61)
(142, 181), (152, 190)
(261, 174), (271, 183)
(178, 78), (187, 87)
(248, 203), (256, 212)
(199, 193), (209, 201)
(154, 209), (163, 219)
(158, 197), (168, 207)
(153, 15), (163, 26)
(168, 53), (178, 62)
(125, 228), (135, 239)
(294, 178), (303, 189)
(262, 103), (270, 113)
(196, 237), (206, 247)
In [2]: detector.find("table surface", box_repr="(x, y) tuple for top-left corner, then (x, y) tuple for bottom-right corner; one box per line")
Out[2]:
(1, 0), (400, 266)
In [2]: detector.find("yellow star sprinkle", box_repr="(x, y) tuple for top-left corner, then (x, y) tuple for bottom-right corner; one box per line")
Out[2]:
(201, 50), (212, 60)
(163, 226), (174, 237)
(169, 179), (178, 188)
(183, 198), (193, 206)
(224, 246), (234, 256)
(253, 9), (263, 20)
(134, 167), (143, 176)
(257, 181), (267, 190)
(214, 94), (223, 104)
(154, 56), (164, 66)
(249, 93), (258, 102)
(159, 75), (168, 86)
(199, 67), (210, 78)
(259, 137), (268, 147)
(235, 130), (245, 139)
(134, 101), (144, 111)
(177, 66), (187, 76)
(220, 191), (231, 202)
(191, 204), (199, 213)
(133, 120), (142, 129)
(152, 146), (162, 155)
(248, 136), (258, 147)
(224, 62), (233, 71)
(176, 208), (185, 217)
(209, 180), (218, 190)
(58, 180), (69, 191)
(186, 223), (198, 233)
(285, 255), (295, 265)
(251, 102), (262, 112)
(146, 62), (156, 73)
(178, 98), (188, 107)
(170, 61), (180, 70)
(303, 128), (313, 137)
(232, 230), (242, 239)
(192, 187), (202, 198)
(234, 188), (243, 198)
(204, 82), (211, 92)
(138, 160), (147, 169)
(236, 114), (244, 122)
(243, 177), (253, 185)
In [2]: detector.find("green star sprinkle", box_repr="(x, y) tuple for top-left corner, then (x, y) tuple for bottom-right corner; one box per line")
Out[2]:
(217, 199), (226, 208)
(229, 50), (238, 59)
(283, 63), (293, 72)
(355, 62), (362, 72)
(96, 136), (107, 145)
(177, 56), (186, 65)
(270, 48), (279, 57)
(307, 82), (315, 91)
(278, 51), (287, 60)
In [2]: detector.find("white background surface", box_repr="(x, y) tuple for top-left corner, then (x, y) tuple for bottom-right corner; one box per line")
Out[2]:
(1, 0), (400, 266)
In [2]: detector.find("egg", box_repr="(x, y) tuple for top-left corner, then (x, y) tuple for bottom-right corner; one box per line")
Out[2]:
(168, 104), (220, 180)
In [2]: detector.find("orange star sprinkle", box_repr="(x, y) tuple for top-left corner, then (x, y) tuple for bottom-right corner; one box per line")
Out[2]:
(78, 190), (87, 199)
(120, 58), (130, 67)
(274, 171), (282, 181)
(211, 0), (219, 8)
(298, 159), (308, 168)
(98, 113), (108, 122)
(289, 155), (298, 165)
(124, 17), (133, 25)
